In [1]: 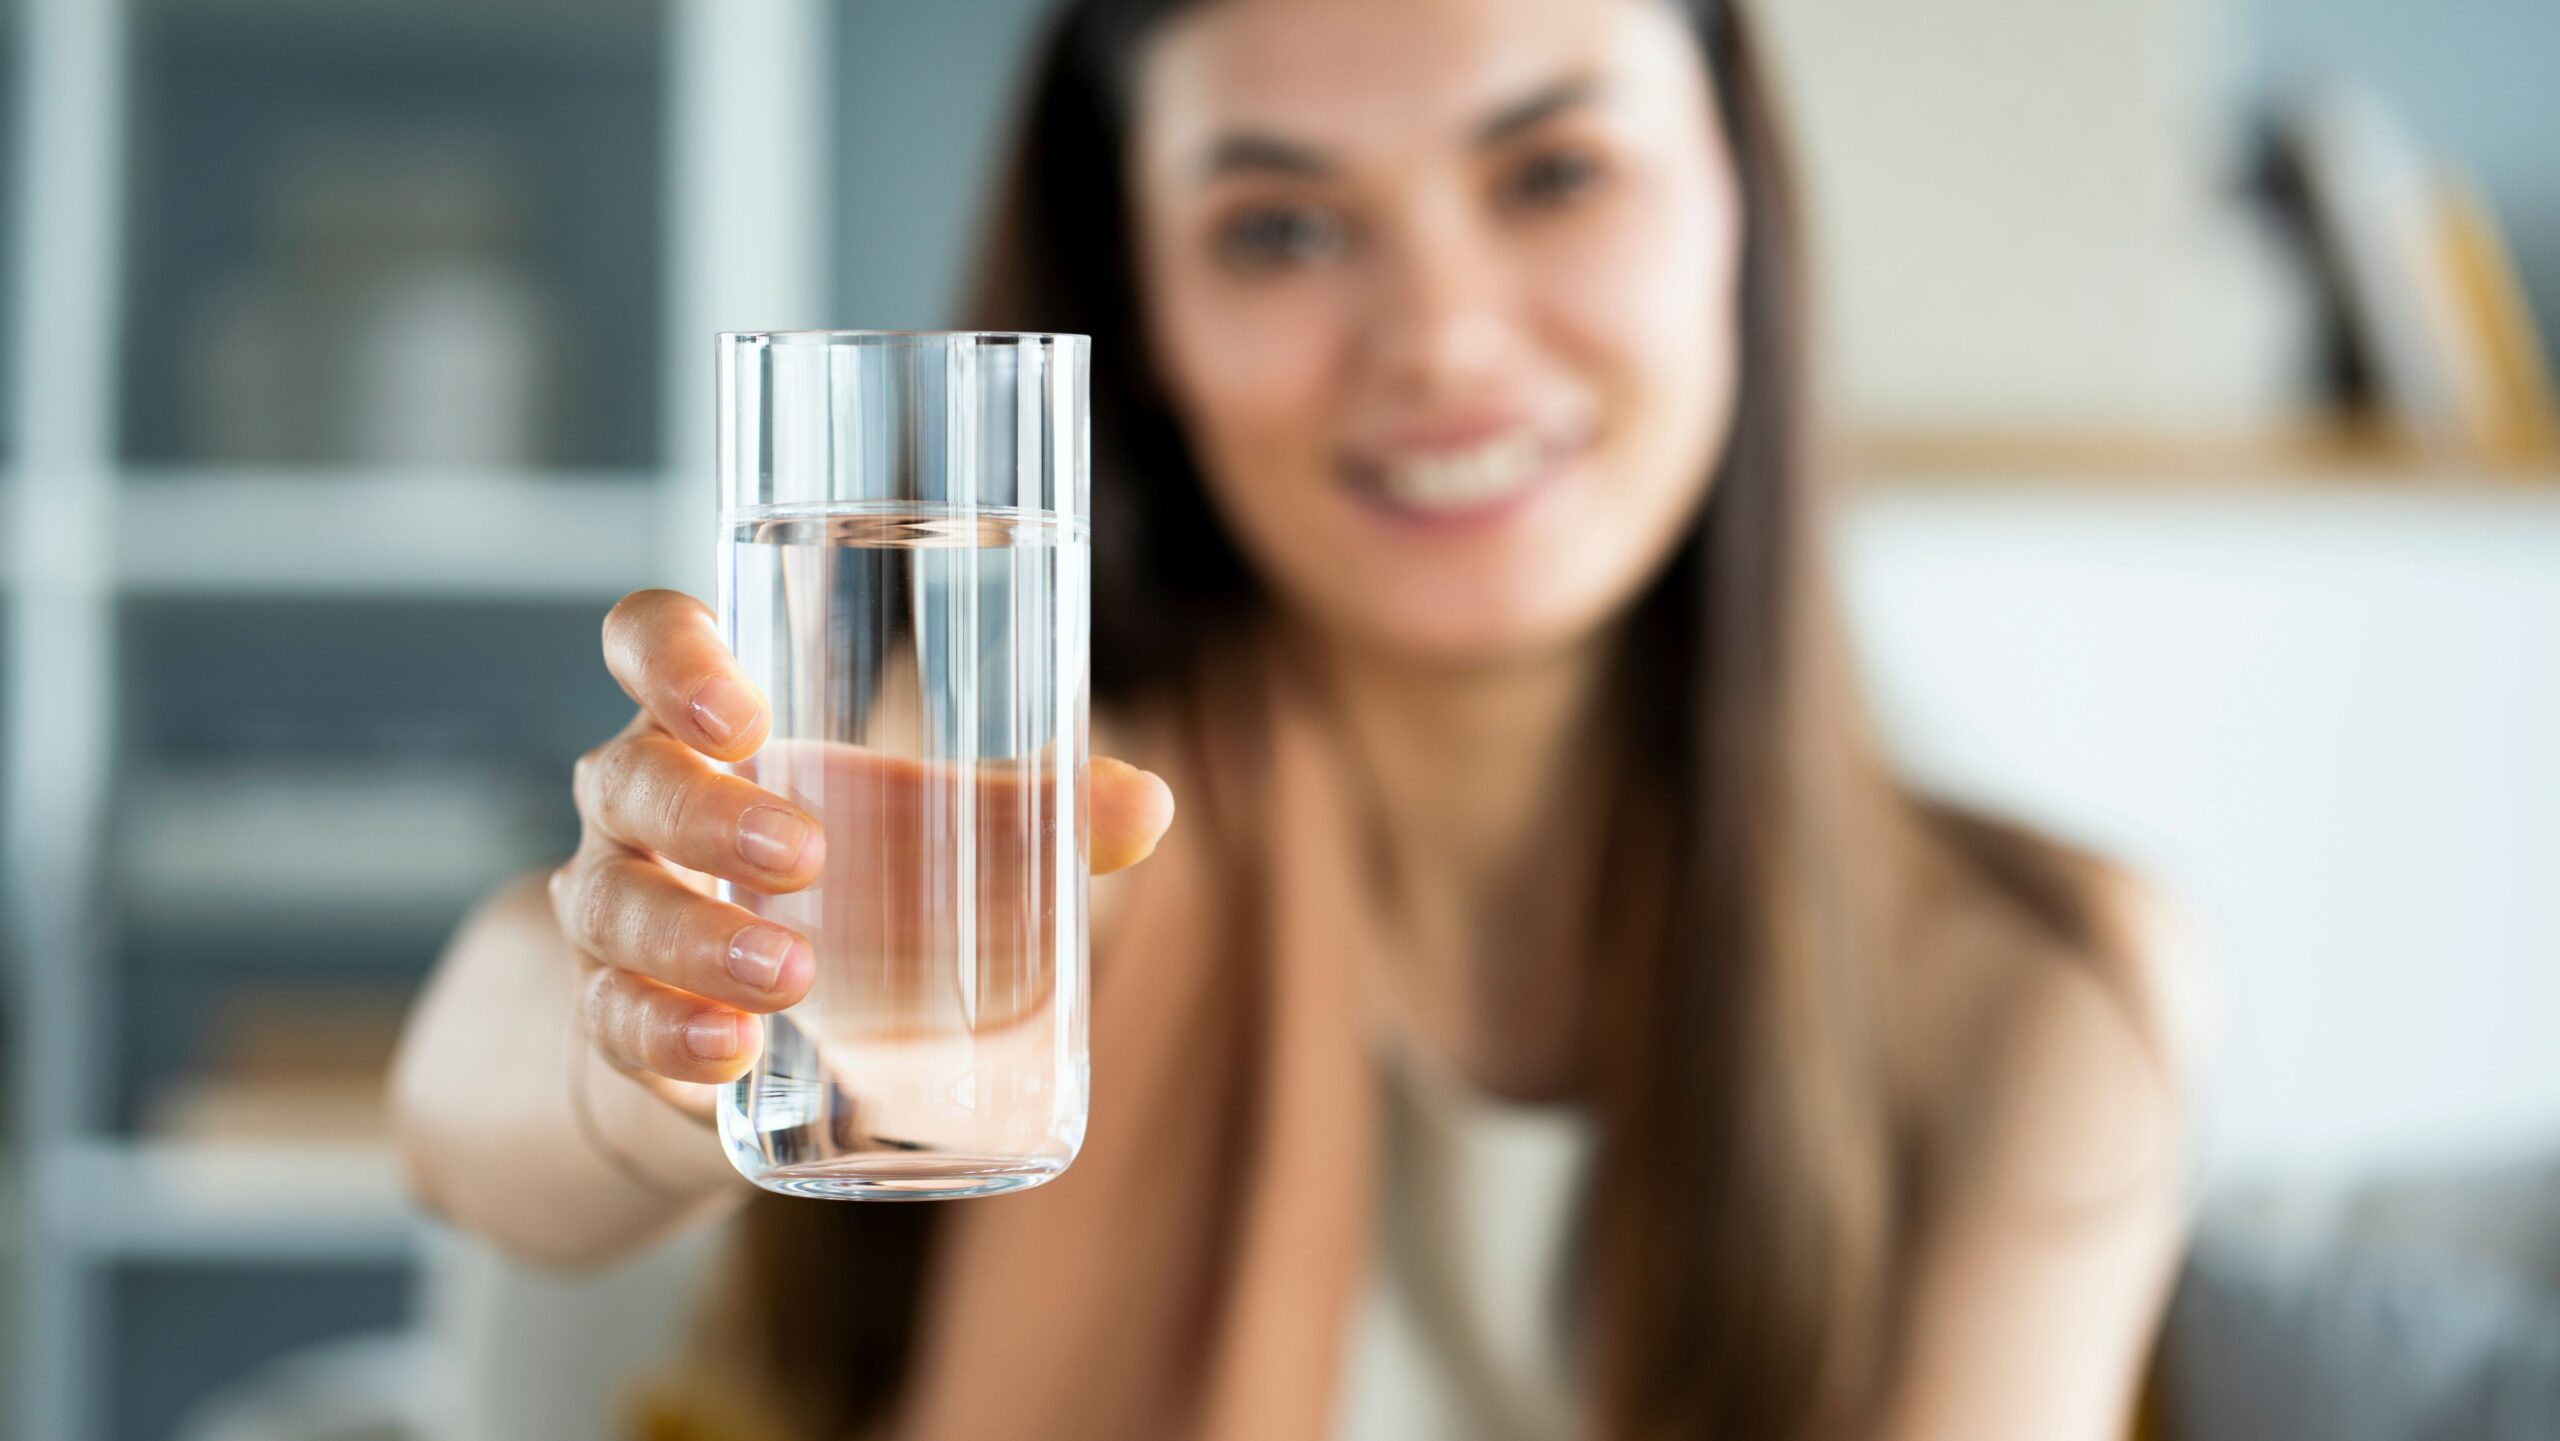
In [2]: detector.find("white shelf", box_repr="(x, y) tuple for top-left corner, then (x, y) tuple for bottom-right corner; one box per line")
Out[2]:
(117, 760), (556, 944)
(36, 1139), (419, 1265)
(115, 468), (676, 598)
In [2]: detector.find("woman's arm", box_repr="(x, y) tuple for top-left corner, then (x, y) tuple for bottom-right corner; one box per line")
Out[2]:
(1871, 883), (2209, 1441)
(391, 871), (750, 1269)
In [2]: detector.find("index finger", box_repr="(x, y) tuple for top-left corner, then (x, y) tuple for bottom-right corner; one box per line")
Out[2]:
(602, 589), (767, 761)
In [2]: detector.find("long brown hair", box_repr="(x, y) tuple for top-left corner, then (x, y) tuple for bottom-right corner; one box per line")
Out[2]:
(707, 3), (2139, 1438)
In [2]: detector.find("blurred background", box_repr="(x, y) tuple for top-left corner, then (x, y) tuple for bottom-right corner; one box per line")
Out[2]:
(0, 0), (2552, 1438)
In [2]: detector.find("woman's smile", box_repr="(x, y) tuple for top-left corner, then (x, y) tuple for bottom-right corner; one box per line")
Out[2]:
(1339, 418), (1593, 531)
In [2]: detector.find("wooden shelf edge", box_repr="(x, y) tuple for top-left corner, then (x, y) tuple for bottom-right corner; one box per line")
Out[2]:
(1840, 422), (2560, 492)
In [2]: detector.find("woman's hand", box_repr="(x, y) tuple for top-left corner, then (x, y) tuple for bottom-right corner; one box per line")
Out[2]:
(548, 589), (1175, 1121)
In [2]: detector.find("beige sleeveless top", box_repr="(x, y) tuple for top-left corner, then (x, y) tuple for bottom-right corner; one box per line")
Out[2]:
(1334, 1030), (1597, 1441)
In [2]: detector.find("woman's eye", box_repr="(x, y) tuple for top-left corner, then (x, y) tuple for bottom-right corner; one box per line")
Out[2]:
(1503, 149), (1606, 212)
(1213, 203), (1347, 273)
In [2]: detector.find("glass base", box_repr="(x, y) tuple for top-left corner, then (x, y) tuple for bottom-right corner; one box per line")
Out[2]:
(744, 1152), (1067, 1201)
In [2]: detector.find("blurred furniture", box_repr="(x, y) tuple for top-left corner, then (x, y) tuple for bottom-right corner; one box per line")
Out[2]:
(0, 1), (835, 1437)
(2163, 1157), (2560, 1439)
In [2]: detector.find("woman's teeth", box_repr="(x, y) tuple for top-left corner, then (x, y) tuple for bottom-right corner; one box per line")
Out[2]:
(1376, 434), (1545, 513)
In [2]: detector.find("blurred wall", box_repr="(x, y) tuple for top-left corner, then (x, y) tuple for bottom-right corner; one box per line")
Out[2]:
(832, 0), (1049, 329)
(1751, 0), (2314, 432)
(1841, 493), (2560, 1185)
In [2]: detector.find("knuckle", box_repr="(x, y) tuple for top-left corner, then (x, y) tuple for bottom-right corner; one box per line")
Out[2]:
(571, 859), (628, 956)
(583, 857), (705, 987)
(578, 968), (622, 1049)
(654, 766), (716, 852)
(598, 735), (712, 850)
(580, 739), (651, 831)
(630, 886), (694, 979)
(547, 861), (588, 938)
(572, 740), (629, 818)
(587, 971), (674, 1079)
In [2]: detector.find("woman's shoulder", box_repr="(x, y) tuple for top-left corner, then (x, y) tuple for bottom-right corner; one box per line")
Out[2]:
(1894, 805), (2210, 1210)
(1898, 802), (2207, 1067)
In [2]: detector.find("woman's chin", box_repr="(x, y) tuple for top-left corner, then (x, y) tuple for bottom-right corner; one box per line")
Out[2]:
(1327, 593), (1621, 673)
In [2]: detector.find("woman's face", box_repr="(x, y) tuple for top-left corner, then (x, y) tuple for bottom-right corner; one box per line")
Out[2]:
(1131, 0), (1742, 667)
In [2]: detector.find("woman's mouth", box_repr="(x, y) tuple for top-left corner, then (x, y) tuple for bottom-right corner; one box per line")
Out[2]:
(1343, 427), (1581, 526)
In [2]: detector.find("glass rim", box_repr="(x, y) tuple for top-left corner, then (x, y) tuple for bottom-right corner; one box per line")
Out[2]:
(718, 328), (1089, 348)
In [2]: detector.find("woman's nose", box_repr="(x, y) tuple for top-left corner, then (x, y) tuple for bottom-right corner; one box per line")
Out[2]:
(1361, 208), (1525, 405)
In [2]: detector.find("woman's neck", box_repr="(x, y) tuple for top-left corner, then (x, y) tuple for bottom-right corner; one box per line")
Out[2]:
(1299, 626), (1625, 1098)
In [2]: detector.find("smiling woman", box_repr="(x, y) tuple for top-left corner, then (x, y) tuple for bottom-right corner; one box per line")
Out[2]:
(1131, 0), (1738, 663)
(390, 2), (2193, 1439)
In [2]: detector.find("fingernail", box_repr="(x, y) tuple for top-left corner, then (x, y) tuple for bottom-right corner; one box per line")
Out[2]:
(689, 676), (759, 746)
(686, 1013), (740, 1061)
(737, 807), (814, 872)
(727, 926), (801, 991)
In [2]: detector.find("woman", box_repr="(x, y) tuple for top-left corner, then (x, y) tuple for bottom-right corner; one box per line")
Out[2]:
(394, 0), (2196, 1437)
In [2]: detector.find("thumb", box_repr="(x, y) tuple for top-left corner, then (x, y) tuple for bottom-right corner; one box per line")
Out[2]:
(1090, 756), (1175, 875)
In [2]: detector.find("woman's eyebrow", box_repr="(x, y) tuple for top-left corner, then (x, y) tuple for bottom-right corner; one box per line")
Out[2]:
(1195, 75), (1603, 181)
(1201, 134), (1334, 180)
(1474, 75), (1603, 145)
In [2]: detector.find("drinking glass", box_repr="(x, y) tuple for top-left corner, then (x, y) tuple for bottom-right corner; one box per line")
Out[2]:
(713, 330), (1091, 1199)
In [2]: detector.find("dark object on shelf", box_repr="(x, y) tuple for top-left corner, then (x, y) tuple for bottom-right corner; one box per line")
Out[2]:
(2249, 80), (2560, 469)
